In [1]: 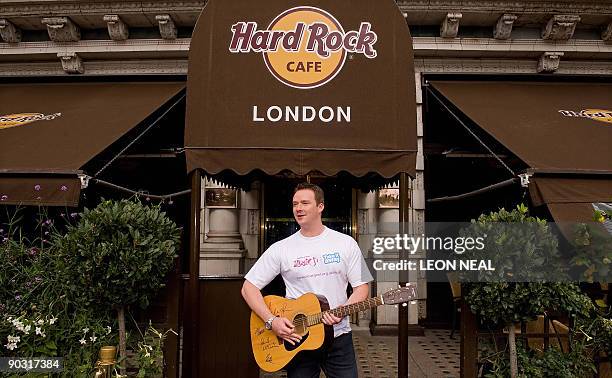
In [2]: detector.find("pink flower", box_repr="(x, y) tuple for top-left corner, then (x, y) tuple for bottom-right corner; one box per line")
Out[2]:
(0, 195), (7, 201)
(34, 185), (41, 191)
(60, 185), (68, 191)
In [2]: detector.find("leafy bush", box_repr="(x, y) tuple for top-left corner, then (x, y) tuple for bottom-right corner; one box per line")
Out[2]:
(52, 199), (181, 374)
(459, 205), (596, 377)
(0, 211), (117, 377)
(1, 200), (181, 376)
(54, 199), (181, 310)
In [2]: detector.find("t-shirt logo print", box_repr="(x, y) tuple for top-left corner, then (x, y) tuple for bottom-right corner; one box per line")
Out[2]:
(293, 256), (319, 268)
(322, 253), (341, 264)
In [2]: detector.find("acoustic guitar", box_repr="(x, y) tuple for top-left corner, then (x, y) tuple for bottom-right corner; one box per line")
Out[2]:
(250, 284), (417, 372)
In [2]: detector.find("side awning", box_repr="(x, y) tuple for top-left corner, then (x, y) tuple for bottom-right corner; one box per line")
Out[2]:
(429, 81), (612, 173)
(429, 81), (612, 224)
(529, 176), (612, 222)
(0, 82), (185, 206)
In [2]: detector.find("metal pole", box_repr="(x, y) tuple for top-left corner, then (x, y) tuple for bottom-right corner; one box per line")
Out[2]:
(183, 169), (202, 377)
(398, 172), (410, 378)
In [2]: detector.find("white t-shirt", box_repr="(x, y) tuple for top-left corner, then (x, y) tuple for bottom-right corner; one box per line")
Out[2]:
(245, 227), (373, 337)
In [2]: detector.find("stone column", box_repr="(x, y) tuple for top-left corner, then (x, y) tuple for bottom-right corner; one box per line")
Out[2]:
(200, 181), (246, 276)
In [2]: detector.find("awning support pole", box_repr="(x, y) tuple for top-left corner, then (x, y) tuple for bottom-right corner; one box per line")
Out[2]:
(398, 172), (410, 378)
(183, 169), (201, 377)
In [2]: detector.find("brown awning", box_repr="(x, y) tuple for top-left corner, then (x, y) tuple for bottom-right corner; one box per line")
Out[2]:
(529, 176), (612, 222)
(429, 81), (612, 173)
(186, 0), (417, 178)
(0, 82), (184, 206)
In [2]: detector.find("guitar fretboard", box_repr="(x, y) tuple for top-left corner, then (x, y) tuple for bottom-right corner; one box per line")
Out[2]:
(306, 296), (383, 326)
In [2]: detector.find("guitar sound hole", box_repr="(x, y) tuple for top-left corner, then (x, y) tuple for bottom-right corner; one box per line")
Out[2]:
(283, 313), (309, 351)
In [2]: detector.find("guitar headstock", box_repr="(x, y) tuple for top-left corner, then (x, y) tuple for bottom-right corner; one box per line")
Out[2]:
(382, 283), (417, 305)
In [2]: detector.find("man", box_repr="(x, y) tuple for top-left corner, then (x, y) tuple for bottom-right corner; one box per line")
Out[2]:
(241, 182), (373, 378)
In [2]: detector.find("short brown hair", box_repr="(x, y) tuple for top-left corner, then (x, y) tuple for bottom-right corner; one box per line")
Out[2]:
(294, 183), (324, 205)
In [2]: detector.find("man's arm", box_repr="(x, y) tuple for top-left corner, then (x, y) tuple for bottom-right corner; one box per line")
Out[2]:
(241, 279), (275, 322)
(241, 280), (302, 345)
(322, 283), (370, 325)
(345, 283), (369, 305)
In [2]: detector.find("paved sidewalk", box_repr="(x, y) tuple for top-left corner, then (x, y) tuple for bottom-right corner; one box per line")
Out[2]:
(261, 328), (460, 378)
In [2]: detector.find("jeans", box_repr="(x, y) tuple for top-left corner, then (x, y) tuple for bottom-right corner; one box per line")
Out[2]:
(286, 332), (358, 378)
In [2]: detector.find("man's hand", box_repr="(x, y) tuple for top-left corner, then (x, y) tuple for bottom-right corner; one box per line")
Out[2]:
(272, 317), (302, 345)
(322, 312), (342, 326)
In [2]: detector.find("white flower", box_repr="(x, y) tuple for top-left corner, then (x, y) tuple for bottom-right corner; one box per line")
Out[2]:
(22, 325), (31, 335)
(7, 335), (20, 343)
(12, 320), (24, 331)
(36, 320), (44, 326)
(145, 351), (150, 358)
(35, 327), (44, 336)
(90, 335), (97, 343)
(79, 338), (86, 345)
(49, 317), (57, 325)
(105, 326), (111, 335)
(4, 342), (17, 351)
(82, 327), (89, 334)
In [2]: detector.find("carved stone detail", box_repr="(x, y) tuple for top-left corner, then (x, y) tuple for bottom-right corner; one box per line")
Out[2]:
(493, 13), (517, 40)
(0, 19), (21, 43)
(156, 14), (177, 39)
(542, 15), (580, 40)
(440, 12), (462, 38)
(602, 21), (612, 42)
(103, 14), (129, 41)
(57, 52), (83, 74)
(42, 17), (80, 42)
(537, 52), (563, 73)
(0, 2), (205, 17)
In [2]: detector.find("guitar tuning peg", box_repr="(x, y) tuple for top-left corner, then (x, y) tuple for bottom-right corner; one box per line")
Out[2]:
(397, 285), (401, 289)
(405, 283), (410, 287)
(394, 305), (398, 308)
(410, 301), (416, 305)
(402, 303), (407, 307)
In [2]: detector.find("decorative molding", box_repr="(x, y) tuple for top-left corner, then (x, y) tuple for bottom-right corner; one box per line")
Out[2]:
(156, 14), (177, 40)
(1, 37), (610, 60)
(397, 1), (612, 14)
(103, 14), (129, 41)
(542, 14), (580, 40)
(1, 57), (609, 77)
(57, 51), (83, 74)
(415, 57), (612, 75)
(412, 37), (611, 56)
(493, 13), (517, 40)
(0, 18), (21, 43)
(440, 12), (462, 38)
(0, 38), (190, 56)
(603, 21), (612, 42)
(0, 1), (205, 17)
(41, 17), (80, 42)
(537, 51), (563, 72)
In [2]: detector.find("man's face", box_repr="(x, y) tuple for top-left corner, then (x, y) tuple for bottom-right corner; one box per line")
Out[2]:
(292, 189), (324, 227)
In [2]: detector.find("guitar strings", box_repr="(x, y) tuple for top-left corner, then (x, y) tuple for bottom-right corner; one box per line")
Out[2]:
(286, 298), (381, 329)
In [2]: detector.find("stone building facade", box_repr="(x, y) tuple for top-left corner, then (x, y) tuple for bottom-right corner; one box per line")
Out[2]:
(2, 0), (610, 354)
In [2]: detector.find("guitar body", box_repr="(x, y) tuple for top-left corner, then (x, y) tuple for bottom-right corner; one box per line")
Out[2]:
(250, 293), (333, 372)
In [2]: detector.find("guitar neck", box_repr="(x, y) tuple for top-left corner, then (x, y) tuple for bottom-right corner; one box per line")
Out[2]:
(306, 296), (384, 327)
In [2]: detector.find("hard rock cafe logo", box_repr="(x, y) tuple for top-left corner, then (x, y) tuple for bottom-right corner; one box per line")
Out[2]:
(558, 109), (612, 125)
(0, 112), (62, 130)
(229, 6), (378, 89)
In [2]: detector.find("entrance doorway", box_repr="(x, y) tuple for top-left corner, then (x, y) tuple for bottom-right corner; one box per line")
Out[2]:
(260, 176), (353, 297)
